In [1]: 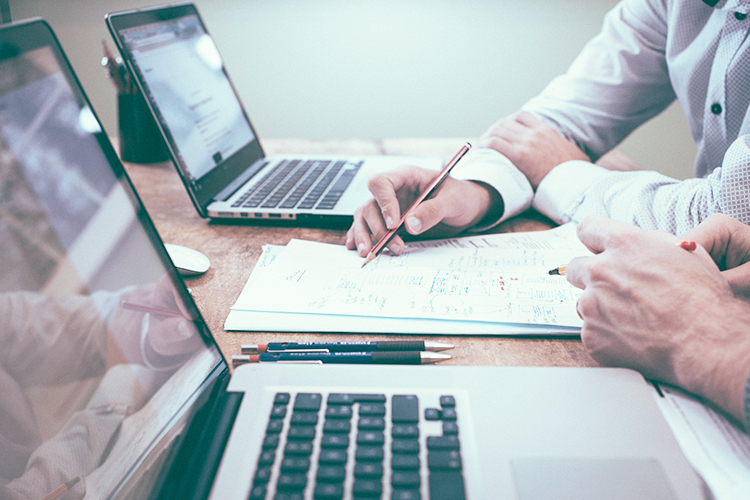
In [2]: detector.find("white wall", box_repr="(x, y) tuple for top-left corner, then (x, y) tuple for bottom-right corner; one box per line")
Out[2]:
(14, 0), (696, 179)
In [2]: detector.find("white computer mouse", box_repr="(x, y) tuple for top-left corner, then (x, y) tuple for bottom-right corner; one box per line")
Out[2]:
(164, 243), (210, 276)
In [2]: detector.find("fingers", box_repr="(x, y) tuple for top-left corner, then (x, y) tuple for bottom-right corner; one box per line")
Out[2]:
(574, 215), (644, 254)
(348, 201), (405, 257)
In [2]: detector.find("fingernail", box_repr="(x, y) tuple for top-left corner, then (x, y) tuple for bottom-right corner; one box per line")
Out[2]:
(406, 216), (422, 233)
(357, 242), (367, 254)
(385, 215), (394, 228)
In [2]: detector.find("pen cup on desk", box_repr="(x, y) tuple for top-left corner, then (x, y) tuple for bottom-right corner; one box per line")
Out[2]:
(117, 90), (169, 164)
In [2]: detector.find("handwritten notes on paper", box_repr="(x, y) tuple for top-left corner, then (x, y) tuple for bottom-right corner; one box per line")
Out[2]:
(226, 224), (590, 335)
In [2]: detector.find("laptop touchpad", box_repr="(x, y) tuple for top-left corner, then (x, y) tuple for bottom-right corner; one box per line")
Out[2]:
(511, 458), (677, 500)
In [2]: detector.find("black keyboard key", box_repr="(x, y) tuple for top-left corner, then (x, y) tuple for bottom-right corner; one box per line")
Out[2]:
(267, 419), (284, 433)
(355, 446), (384, 461)
(294, 393), (322, 411)
(357, 430), (385, 446)
(288, 426), (316, 441)
(392, 424), (419, 438)
(328, 393), (385, 405)
(442, 421), (459, 435)
(254, 466), (272, 484)
(428, 450), (462, 470)
(276, 473), (307, 491)
(291, 412), (318, 425)
(391, 455), (420, 470)
(392, 439), (419, 454)
(323, 420), (351, 433)
(424, 408), (441, 421)
(248, 484), (266, 499)
(284, 441), (313, 456)
(326, 406), (353, 418)
(426, 436), (460, 450)
(258, 450), (276, 465)
(320, 434), (349, 448)
(428, 470), (466, 500)
(275, 492), (304, 500)
(281, 457), (311, 473)
(392, 471), (420, 488)
(275, 393), (291, 405)
(270, 405), (287, 419)
(439, 396), (455, 407)
(319, 449), (348, 465)
(441, 408), (457, 421)
(317, 465), (346, 482)
(352, 478), (382, 497)
(358, 417), (385, 430)
(354, 462), (383, 478)
(392, 395), (419, 423)
(359, 403), (386, 416)
(314, 482), (344, 499)
(392, 489), (421, 500)
(263, 435), (280, 449)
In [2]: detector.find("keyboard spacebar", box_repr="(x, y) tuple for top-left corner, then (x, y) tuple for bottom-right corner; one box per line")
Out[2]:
(429, 470), (466, 500)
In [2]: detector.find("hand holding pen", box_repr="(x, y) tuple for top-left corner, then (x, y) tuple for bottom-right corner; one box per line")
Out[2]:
(347, 143), (489, 263)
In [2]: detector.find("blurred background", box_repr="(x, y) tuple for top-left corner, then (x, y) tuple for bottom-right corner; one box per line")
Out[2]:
(13, 0), (696, 179)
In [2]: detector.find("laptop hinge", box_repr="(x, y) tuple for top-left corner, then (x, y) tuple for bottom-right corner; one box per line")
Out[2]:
(213, 158), (268, 202)
(155, 370), (243, 500)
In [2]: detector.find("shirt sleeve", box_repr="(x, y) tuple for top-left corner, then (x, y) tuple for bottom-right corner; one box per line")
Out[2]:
(450, 148), (533, 231)
(533, 135), (750, 235)
(523, 0), (675, 162)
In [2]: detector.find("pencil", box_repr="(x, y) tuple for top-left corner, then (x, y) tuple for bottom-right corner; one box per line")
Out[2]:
(362, 143), (472, 267)
(548, 264), (566, 276)
(39, 477), (80, 500)
(120, 301), (188, 319)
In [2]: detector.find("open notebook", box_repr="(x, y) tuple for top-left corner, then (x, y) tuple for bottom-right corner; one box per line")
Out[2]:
(0, 17), (705, 500)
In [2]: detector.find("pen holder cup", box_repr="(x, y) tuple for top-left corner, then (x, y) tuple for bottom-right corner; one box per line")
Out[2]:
(117, 91), (170, 164)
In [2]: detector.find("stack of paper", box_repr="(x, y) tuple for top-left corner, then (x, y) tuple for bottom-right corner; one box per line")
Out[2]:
(225, 224), (590, 335)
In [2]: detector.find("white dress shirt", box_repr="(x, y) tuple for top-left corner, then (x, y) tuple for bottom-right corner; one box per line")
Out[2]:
(456, 0), (750, 235)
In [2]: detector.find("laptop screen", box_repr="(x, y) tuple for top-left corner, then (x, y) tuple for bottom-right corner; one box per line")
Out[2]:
(109, 5), (266, 212)
(0, 20), (224, 500)
(118, 14), (254, 181)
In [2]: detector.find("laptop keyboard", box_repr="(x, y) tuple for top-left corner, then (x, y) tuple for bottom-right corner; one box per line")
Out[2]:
(231, 159), (363, 211)
(248, 392), (466, 500)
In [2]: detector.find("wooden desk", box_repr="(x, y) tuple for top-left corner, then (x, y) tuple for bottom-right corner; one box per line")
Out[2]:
(123, 138), (597, 369)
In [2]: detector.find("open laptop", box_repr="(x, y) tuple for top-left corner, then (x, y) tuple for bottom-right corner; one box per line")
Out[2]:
(104, 2), (442, 227)
(0, 18), (706, 500)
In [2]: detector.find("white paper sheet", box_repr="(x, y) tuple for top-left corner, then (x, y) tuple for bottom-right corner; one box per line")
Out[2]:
(226, 224), (588, 334)
(654, 385), (750, 500)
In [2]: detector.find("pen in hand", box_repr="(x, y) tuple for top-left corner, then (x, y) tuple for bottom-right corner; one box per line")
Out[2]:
(362, 143), (472, 268)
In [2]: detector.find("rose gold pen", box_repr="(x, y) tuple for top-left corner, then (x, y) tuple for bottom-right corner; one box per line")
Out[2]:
(362, 143), (472, 268)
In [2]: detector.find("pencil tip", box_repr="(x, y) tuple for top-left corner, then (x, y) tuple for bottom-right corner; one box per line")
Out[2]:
(548, 269), (559, 275)
(361, 253), (376, 268)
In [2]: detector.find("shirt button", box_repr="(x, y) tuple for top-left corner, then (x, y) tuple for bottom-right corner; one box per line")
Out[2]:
(711, 103), (723, 115)
(735, 12), (747, 20)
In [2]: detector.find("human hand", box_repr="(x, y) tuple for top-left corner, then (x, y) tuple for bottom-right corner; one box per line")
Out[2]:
(565, 215), (750, 423)
(346, 165), (500, 257)
(681, 213), (750, 298)
(113, 276), (202, 364)
(478, 111), (589, 189)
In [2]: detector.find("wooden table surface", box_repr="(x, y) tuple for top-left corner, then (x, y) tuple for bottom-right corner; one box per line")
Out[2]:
(122, 138), (597, 369)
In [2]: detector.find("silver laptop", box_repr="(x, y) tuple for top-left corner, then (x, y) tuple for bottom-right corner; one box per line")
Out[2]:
(105, 2), (442, 227)
(0, 19), (704, 500)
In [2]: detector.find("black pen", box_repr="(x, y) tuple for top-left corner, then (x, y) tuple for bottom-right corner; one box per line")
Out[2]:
(241, 340), (454, 354)
(232, 351), (450, 366)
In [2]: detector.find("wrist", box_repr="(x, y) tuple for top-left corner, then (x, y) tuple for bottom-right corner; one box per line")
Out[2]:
(675, 298), (750, 423)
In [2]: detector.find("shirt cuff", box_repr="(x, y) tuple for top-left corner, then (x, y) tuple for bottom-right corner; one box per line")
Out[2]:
(533, 160), (610, 224)
(450, 148), (533, 231)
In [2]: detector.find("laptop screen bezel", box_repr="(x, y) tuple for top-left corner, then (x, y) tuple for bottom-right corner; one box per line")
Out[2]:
(105, 2), (266, 217)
